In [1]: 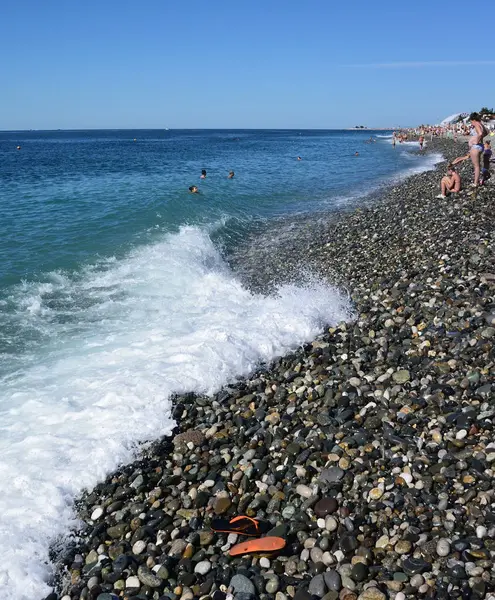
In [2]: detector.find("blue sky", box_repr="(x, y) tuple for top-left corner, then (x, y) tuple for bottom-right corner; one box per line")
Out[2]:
(1, 0), (494, 129)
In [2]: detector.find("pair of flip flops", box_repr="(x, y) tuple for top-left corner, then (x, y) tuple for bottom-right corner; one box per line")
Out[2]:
(211, 516), (286, 557)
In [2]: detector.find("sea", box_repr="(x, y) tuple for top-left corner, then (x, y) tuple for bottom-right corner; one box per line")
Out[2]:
(0, 129), (442, 599)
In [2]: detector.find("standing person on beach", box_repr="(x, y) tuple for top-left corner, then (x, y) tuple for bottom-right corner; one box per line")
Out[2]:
(468, 113), (488, 187)
(419, 135), (424, 151)
(480, 140), (492, 185)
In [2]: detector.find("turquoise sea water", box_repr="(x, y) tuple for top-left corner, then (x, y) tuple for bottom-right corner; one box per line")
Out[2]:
(0, 129), (441, 599)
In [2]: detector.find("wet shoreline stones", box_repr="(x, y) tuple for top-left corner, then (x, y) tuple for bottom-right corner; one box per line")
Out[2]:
(46, 138), (495, 600)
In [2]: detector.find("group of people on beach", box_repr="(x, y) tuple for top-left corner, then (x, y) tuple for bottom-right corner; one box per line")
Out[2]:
(189, 169), (235, 193)
(436, 112), (493, 199)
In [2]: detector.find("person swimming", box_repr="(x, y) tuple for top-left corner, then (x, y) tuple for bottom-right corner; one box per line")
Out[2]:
(189, 185), (199, 193)
(200, 169), (207, 179)
(354, 151), (359, 156)
(228, 171), (235, 178)
(297, 156), (302, 160)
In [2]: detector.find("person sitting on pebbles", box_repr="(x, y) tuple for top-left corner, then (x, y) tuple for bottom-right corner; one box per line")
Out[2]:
(436, 164), (461, 199)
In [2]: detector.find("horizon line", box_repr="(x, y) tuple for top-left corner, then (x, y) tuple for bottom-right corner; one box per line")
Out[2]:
(341, 60), (495, 69)
(0, 126), (403, 133)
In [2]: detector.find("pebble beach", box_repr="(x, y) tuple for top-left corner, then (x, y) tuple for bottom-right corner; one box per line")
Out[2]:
(47, 138), (495, 600)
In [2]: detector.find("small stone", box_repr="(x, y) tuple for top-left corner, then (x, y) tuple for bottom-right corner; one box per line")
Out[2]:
(392, 370), (410, 384)
(476, 525), (487, 538)
(132, 540), (147, 555)
(230, 574), (255, 596)
(106, 524), (127, 539)
(296, 484), (313, 498)
(436, 539), (450, 557)
(260, 557), (271, 569)
(395, 540), (412, 555)
(137, 565), (162, 588)
(324, 570), (342, 592)
(311, 547), (324, 563)
(326, 516), (338, 532)
(169, 539), (188, 557)
(350, 563), (369, 582)
(320, 466), (345, 483)
(194, 560), (211, 575)
(266, 577), (280, 594)
(402, 557), (431, 576)
(125, 576), (140, 590)
(85, 549), (98, 564)
(308, 574), (326, 598)
(368, 488), (383, 500)
(357, 589), (386, 600)
(91, 507), (104, 521)
(410, 574), (425, 588)
(340, 535), (358, 553)
(213, 496), (231, 515)
(314, 498), (339, 517)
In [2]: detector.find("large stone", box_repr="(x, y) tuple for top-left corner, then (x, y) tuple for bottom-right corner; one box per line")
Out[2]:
(173, 430), (205, 447)
(314, 497), (338, 517)
(213, 496), (232, 515)
(137, 565), (162, 588)
(230, 574), (256, 595)
(320, 467), (344, 483)
(392, 370), (410, 384)
(308, 574), (326, 598)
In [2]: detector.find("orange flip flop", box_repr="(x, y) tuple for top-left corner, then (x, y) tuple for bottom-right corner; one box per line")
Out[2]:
(211, 515), (271, 537)
(229, 536), (286, 557)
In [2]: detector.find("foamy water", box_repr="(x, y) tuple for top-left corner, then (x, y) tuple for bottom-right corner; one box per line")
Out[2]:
(0, 227), (353, 600)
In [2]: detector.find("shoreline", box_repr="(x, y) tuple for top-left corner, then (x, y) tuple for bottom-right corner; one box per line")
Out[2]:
(46, 138), (495, 600)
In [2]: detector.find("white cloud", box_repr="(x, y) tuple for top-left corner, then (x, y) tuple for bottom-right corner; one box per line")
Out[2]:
(342, 60), (495, 68)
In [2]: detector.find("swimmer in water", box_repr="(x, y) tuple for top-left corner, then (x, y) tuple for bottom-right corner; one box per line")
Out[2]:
(189, 185), (199, 193)
(200, 169), (207, 179)
(297, 156), (302, 160)
(228, 171), (235, 178)
(16, 145), (21, 150)
(355, 152), (359, 157)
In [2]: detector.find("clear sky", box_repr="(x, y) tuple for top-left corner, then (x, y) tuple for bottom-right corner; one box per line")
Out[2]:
(2, 0), (494, 130)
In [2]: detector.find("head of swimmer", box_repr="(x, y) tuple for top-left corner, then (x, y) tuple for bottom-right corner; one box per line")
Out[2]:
(200, 169), (207, 178)
(228, 171), (235, 178)
(189, 185), (199, 193)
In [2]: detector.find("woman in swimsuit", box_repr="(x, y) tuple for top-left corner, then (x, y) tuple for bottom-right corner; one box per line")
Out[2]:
(468, 112), (488, 187)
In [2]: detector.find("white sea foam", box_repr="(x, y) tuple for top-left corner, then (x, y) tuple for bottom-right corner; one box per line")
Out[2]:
(0, 226), (352, 600)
